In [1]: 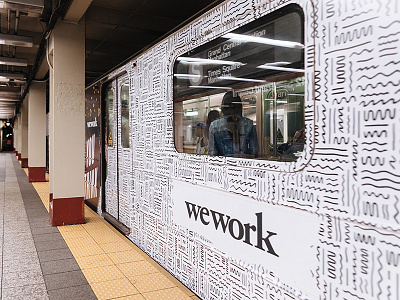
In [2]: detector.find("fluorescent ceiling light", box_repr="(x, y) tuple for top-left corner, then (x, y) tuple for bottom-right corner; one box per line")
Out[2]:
(0, 33), (33, 47)
(257, 65), (304, 73)
(0, 98), (19, 102)
(218, 76), (266, 83)
(174, 74), (202, 78)
(177, 57), (244, 66)
(0, 57), (28, 66)
(185, 111), (198, 117)
(264, 62), (291, 66)
(223, 33), (304, 49)
(189, 86), (232, 90)
(0, 72), (25, 81)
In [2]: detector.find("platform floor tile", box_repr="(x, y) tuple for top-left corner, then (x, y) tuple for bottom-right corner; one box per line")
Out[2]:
(28, 168), (201, 300)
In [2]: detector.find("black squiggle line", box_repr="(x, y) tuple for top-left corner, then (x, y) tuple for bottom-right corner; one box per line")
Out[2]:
(380, 240), (400, 249)
(323, 206), (349, 213)
(354, 225), (400, 240)
(360, 98), (400, 107)
(377, 249), (383, 299)
(335, 25), (373, 45)
(320, 158), (348, 163)
(361, 148), (387, 152)
(363, 191), (389, 199)
(361, 141), (388, 145)
(362, 176), (400, 185)
(358, 70), (400, 80)
(378, 39), (399, 45)
(379, 31), (400, 39)
(356, 65), (379, 71)
(342, 9), (372, 21)
(350, 48), (373, 56)
(362, 169), (400, 177)
(362, 183), (400, 191)
(325, 41), (371, 55)
(357, 57), (373, 63)
(357, 80), (400, 91)
(394, 196), (399, 224)
(385, 60), (400, 66)
(379, 52), (397, 58)
(379, 20), (400, 29)
(309, 164), (344, 171)
(379, 46), (398, 52)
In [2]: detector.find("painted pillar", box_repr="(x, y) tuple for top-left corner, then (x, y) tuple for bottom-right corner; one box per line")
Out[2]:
(17, 113), (22, 161)
(14, 118), (18, 155)
(20, 99), (29, 168)
(48, 18), (85, 226)
(28, 82), (47, 182)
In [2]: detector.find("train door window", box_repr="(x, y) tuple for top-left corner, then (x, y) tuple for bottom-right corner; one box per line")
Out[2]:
(120, 83), (130, 148)
(106, 89), (114, 147)
(173, 4), (305, 161)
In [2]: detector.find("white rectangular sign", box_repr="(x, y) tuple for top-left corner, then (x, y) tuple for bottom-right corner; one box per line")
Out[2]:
(171, 180), (320, 298)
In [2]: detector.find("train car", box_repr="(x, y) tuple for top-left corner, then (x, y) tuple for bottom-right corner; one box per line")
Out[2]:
(85, 0), (400, 299)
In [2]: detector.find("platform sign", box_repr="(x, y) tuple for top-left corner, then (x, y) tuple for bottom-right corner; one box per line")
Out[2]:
(171, 179), (320, 298)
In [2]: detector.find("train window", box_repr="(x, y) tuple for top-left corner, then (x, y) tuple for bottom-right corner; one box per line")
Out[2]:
(106, 89), (114, 147)
(120, 83), (130, 148)
(173, 5), (305, 161)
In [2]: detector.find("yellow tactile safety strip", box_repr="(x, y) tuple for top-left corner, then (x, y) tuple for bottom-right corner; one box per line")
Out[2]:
(24, 168), (200, 300)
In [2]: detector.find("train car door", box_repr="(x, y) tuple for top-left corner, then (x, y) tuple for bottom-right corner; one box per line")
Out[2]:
(103, 75), (131, 233)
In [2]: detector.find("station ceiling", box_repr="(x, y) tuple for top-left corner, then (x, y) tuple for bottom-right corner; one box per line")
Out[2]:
(0, 0), (220, 121)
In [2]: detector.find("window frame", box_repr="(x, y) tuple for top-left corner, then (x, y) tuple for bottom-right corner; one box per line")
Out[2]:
(172, 4), (309, 166)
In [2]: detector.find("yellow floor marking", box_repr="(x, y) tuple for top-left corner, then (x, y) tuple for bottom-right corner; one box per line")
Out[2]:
(30, 177), (196, 300)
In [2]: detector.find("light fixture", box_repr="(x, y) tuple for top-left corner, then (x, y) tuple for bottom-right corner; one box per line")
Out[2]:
(189, 86), (232, 90)
(0, 1), (4, 9)
(217, 76), (266, 83)
(0, 72), (25, 81)
(177, 57), (244, 66)
(257, 65), (304, 73)
(223, 33), (304, 49)
(0, 57), (28, 66)
(174, 74), (202, 79)
(0, 33), (33, 47)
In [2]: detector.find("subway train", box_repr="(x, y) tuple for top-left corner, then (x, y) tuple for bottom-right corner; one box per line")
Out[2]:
(84, 0), (400, 299)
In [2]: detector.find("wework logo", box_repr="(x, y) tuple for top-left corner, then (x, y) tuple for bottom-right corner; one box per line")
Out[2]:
(185, 201), (279, 257)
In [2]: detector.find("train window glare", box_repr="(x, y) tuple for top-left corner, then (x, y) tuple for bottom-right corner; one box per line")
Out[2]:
(120, 84), (130, 148)
(173, 5), (305, 161)
(106, 89), (114, 147)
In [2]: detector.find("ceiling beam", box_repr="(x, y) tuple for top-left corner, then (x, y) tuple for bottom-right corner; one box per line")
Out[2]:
(64, 0), (93, 24)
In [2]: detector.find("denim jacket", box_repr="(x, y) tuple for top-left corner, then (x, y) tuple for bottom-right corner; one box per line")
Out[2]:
(208, 116), (258, 158)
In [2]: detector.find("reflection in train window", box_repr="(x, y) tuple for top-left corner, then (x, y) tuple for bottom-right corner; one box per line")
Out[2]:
(173, 4), (305, 161)
(106, 89), (114, 147)
(120, 84), (130, 148)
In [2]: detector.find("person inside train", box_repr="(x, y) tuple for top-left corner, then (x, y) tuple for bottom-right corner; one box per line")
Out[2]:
(281, 128), (305, 160)
(194, 122), (207, 155)
(204, 109), (220, 144)
(208, 91), (258, 158)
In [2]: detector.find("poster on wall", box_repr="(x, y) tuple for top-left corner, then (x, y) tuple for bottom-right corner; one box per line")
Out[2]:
(172, 179), (320, 298)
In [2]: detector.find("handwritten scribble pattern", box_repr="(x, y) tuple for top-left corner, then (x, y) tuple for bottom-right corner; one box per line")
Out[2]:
(85, 0), (400, 299)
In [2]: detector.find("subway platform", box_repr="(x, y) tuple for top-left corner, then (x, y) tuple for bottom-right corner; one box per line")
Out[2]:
(0, 153), (199, 300)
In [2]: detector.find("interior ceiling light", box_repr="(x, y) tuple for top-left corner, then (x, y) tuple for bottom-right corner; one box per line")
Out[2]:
(189, 86), (232, 90)
(217, 76), (266, 83)
(0, 57), (28, 66)
(223, 33), (304, 49)
(257, 65), (305, 73)
(177, 57), (244, 66)
(0, 33), (33, 47)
